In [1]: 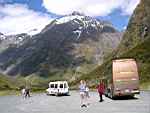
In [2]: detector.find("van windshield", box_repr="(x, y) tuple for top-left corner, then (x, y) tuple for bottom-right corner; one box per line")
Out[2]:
(64, 83), (67, 88)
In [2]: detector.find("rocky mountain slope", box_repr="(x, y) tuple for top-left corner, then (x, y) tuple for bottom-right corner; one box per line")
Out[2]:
(116, 0), (150, 55)
(0, 33), (31, 52)
(0, 12), (122, 79)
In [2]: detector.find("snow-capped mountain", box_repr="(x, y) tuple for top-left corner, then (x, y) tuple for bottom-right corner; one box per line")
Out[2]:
(0, 33), (31, 53)
(41, 11), (116, 37)
(55, 11), (112, 28)
(0, 12), (122, 77)
(0, 32), (6, 40)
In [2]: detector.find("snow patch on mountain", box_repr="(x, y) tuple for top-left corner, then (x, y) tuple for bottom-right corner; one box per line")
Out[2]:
(0, 33), (31, 53)
(0, 34), (6, 40)
(55, 14), (104, 30)
(56, 15), (84, 24)
(73, 30), (82, 40)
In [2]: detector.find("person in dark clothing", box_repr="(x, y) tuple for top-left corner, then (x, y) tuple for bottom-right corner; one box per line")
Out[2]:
(97, 80), (105, 102)
(25, 88), (30, 98)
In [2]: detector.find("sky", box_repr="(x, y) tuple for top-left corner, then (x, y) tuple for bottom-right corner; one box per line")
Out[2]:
(0, 0), (140, 35)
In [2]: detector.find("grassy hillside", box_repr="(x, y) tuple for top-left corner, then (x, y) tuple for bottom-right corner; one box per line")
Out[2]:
(0, 74), (46, 91)
(0, 70), (77, 91)
(0, 74), (22, 90)
(0, 75), (13, 90)
(117, 0), (150, 55)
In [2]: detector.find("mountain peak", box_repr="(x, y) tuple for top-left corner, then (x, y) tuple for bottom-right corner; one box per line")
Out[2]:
(41, 12), (117, 34)
(70, 11), (85, 16)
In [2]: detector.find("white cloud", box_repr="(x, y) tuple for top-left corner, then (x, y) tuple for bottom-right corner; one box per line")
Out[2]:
(120, 0), (141, 15)
(123, 26), (127, 30)
(42, 0), (140, 16)
(0, 4), (54, 35)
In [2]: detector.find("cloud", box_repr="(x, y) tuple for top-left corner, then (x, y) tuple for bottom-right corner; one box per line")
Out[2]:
(0, 4), (54, 35)
(120, 0), (141, 15)
(42, 0), (140, 16)
(123, 26), (127, 30)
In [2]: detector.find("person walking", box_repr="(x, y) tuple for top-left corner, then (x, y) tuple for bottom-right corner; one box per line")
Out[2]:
(79, 80), (87, 107)
(21, 87), (26, 99)
(97, 80), (105, 102)
(25, 88), (31, 98)
(85, 85), (90, 105)
(85, 85), (90, 98)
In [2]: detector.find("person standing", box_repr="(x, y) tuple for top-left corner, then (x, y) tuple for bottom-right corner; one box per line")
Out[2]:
(21, 87), (26, 99)
(25, 88), (31, 98)
(85, 85), (90, 105)
(85, 85), (90, 99)
(97, 80), (105, 102)
(79, 80), (87, 107)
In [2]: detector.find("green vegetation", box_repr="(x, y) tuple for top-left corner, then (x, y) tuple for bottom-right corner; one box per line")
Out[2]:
(117, 0), (150, 55)
(0, 70), (77, 95)
(0, 90), (20, 96)
(0, 74), (30, 91)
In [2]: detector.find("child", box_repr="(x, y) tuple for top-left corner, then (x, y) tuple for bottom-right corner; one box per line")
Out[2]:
(85, 85), (90, 105)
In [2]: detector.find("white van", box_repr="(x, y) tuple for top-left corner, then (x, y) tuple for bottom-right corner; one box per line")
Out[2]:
(46, 81), (69, 96)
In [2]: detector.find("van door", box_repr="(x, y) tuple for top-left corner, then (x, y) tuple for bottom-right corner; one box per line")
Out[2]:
(59, 83), (64, 93)
(54, 84), (58, 93)
(64, 83), (68, 93)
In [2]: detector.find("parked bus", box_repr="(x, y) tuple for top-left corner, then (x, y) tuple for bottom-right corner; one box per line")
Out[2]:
(46, 81), (69, 96)
(105, 59), (140, 98)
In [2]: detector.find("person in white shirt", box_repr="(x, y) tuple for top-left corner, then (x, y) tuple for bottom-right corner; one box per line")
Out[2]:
(79, 80), (87, 107)
(21, 88), (26, 99)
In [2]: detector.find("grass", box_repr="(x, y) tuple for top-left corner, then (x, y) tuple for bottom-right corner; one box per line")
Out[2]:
(140, 82), (150, 90)
(0, 90), (20, 96)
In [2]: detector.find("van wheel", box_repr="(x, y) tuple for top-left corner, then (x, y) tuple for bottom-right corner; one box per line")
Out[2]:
(66, 92), (70, 96)
(55, 93), (58, 96)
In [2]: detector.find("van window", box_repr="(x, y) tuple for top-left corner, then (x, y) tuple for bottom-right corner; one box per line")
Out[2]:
(50, 84), (54, 88)
(55, 84), (58, 88)
(60, 84), (63, 88)
(64, 83), (67, 88)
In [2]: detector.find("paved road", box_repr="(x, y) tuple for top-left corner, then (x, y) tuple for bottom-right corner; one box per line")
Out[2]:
(0, 91), (149, 113)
